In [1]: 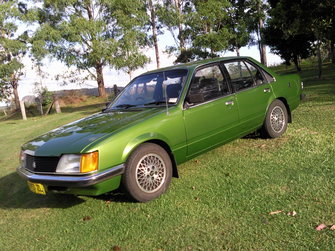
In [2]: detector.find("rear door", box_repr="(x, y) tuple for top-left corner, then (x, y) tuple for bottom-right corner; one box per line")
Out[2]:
(183, 64), (239, 159)
(222, 60), (275, 133)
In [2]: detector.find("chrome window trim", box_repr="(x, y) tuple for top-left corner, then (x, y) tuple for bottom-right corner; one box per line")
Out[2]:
(183, 93), (235, 110)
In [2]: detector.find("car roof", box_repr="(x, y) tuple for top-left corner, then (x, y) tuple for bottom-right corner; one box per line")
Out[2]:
(143, 56), (254, 74)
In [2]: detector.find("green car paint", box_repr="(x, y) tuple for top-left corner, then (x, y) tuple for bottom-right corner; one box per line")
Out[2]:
(17, 57), (303, 197)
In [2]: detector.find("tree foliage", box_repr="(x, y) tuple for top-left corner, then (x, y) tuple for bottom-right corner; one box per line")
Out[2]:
(0, 0), (28, 108)
(159, 0), (234, 63)
(32, 0), (149, 96)
(227, 0), (252, 56)
(264, 0), (335, 72)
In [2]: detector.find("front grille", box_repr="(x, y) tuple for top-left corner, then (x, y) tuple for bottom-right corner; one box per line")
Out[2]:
(25, 155), (60, 173)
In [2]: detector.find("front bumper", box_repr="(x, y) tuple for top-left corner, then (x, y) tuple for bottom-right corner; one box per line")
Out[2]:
(17, 164), (125, 188)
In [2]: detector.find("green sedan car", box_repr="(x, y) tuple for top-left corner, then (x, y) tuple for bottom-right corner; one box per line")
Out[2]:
(17, 57), (303, 202)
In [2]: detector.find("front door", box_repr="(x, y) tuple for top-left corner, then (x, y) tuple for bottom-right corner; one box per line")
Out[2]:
(183, 64), (239, 159)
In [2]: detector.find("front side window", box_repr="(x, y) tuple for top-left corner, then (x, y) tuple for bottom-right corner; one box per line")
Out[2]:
(110, 69), (188, 109)
(223, 61), (254, 92)
(186, 65), (229, 106)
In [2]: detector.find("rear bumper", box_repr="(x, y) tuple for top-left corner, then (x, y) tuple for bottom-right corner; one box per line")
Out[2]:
(17, 164), (125, 188)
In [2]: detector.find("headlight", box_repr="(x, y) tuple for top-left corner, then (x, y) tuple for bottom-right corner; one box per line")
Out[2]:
(56, 152), (99, 174)
(56, 154), (81, 173)
(301, 81), (304, 90)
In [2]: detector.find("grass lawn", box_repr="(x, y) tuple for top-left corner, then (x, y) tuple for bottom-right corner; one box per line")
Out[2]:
(0, 63), (334, 250)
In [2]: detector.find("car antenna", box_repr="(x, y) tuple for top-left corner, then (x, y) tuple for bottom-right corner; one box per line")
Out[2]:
(163, 72), (169, 115)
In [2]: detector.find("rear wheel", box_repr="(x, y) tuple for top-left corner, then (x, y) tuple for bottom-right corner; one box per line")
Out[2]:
(262, 100), (288, 138)
(122, 143), (172, 202)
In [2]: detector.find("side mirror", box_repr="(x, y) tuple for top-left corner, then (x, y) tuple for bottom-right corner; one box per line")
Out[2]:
(185, 93), (204, 107)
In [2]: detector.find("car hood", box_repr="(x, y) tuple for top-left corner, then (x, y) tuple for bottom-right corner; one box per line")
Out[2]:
(22, 108), (163, 156)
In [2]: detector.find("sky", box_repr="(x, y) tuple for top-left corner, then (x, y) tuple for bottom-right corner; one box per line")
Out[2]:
(16, 32), (283, 101)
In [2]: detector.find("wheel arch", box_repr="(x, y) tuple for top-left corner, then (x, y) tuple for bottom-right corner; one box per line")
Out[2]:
(276, 97), (292, 123)
(146, 139), (179, 178)
(122, 135), (179, 178)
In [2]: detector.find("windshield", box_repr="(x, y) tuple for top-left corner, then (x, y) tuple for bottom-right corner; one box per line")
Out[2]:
(110, 69), (188, 109)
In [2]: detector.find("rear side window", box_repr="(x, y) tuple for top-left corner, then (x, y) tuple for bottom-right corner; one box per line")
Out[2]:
(186, 65), (229, 105)
(263, 70), (275, 83)
(244, 61), (266, 85)
(223, 61), (254, 92)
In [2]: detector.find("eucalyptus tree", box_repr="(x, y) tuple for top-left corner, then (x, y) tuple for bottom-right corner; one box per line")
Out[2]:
(157, 0), (193, 57)
(159, 0), (234, 63)
(147, 0), (161, 68)
(0, 0), (29, 108)
(227, 0), (251, 56)
(114, 30), (150, 80)
(32, 0), (149, 97)
(190, 0), (233, 57)
(246, 0), (268, 65)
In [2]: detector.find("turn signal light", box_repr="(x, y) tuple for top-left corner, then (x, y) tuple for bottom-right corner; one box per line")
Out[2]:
(80, 151), (99, 173)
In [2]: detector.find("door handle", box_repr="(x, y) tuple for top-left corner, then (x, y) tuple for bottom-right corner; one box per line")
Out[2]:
(264, 88), (271, 93)
(225, 100), (234, 106)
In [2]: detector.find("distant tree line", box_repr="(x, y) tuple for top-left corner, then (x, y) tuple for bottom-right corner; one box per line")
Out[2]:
(1, 0), (335, 109)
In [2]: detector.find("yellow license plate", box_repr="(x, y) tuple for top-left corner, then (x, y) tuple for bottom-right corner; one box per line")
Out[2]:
(27, 181), (46, 195)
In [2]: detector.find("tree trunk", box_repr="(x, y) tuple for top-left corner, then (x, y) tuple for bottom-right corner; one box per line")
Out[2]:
(236, 48), (240, 57)
(128, 71), (132, 81)
(331, 39), (335, 64)
(257, 1), (267, 66)
(12, 78), (20, 110)
(175, 0), (185, 51)
(317, 40), (322, 79)
(149, 0), (160, 68)
(96, 63), (106, 97)
(293, 55), (301, 71)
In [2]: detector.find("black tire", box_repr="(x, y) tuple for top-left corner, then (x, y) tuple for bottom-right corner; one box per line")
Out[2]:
(261, 100), (288, 138)
(122, 143), (172, 202)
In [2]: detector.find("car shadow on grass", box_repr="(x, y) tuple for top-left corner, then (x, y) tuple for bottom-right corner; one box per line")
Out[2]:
(0, 172), (85, 209)
(95, 189), (135, 204)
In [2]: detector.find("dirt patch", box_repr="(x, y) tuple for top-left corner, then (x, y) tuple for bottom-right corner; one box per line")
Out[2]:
(58, 90), (89, 106)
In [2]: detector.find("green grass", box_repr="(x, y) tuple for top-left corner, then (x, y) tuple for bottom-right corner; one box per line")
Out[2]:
(0, 63), (334, 250)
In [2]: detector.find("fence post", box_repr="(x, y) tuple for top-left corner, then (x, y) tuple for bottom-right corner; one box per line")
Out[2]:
(19, 100), (27, 120)
(54, 98), (61, 113)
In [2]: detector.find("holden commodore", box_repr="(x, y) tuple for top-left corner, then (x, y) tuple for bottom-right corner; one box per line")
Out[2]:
(17, 57), (303, 202)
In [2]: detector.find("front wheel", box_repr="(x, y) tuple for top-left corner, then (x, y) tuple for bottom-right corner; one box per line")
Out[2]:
(261, 100), (288, 138)
(122, 143), (172, 202)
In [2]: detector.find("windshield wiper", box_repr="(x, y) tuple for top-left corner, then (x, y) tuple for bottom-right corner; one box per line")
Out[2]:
(114, 104), (137, 109)
(143, 101), (175, 106)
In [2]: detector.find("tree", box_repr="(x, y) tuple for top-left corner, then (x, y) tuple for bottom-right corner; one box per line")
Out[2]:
(0, 0), (28, 109)
(264, 0), (315, 71)
(246, 0), (268, 65)
(147, 0), (161, 68)
(227, 0), (252, 56)
(157, 0), (193, 57)
(263, 27), (314, 71)
(191, 0), (233, 56)
(114, 30), (150, 80)
(32, 0), (149, 97)
(265, 0), (335, 75)
(159, 0), (234, 63)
